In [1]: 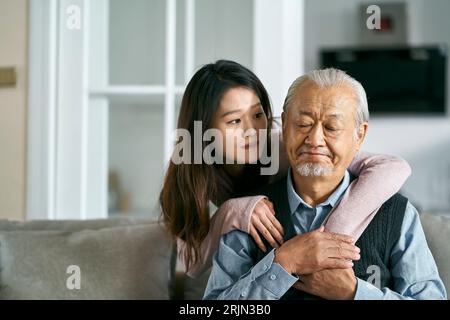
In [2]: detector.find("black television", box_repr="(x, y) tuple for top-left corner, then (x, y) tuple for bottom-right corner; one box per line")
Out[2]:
(320, 46), (447, 114)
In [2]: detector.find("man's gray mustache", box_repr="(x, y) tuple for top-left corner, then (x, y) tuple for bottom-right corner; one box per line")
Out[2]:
(296, 147), (332, 157)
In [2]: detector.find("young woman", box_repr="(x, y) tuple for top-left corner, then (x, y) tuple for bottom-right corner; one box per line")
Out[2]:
(160, 60), (411, 278)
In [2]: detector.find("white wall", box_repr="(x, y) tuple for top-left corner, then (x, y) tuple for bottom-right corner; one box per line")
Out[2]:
(0, 0), (27, 220)
(305, 0), (450, 212)
(195, 0), (253, 71)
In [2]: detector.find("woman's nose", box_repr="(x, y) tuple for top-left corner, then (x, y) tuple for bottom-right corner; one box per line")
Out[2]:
(241, 117), (257, 137)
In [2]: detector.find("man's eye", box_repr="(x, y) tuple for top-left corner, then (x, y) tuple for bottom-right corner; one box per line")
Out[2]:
(227, 119), (241, 125)
(297, 124), (312, 128)
(325, 126), (338, 131)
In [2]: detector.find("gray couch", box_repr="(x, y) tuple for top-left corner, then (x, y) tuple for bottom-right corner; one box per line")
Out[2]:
(0, 218), (176, 299)
(0, 213), (449, 299)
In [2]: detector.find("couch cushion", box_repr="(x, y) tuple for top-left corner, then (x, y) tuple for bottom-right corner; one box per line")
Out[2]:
(420, 213), (450, 294)
(0, 217), (155, 231)
(0, 222), (174, 299)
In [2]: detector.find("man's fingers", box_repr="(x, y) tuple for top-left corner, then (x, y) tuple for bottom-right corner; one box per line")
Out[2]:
(253, 218), (279, 249)
(326, 240), (360, 253)
(260, 213), (284, 245)
(325, 231), (355, 244)
(326, 247), (361, 261)
(316, 225), (325, 233)
(250, 225), (267, 252)
(326, 258), (354, 269)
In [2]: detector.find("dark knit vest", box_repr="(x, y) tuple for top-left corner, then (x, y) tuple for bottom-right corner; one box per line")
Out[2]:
(247, 175), (407, 300)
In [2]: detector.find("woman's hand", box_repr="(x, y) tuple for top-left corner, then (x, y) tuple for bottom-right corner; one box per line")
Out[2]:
(249, 198), (284, 252)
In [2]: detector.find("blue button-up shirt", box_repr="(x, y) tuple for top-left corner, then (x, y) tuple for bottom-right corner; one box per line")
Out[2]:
(203, 169), (447, 300)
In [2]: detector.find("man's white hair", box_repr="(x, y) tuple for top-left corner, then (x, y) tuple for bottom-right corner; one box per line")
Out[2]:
(283, 68), (369, 128)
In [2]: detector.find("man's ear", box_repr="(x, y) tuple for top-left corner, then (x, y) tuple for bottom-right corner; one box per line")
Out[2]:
(356, 122), (369, 149)
(281, 111), (286, 131)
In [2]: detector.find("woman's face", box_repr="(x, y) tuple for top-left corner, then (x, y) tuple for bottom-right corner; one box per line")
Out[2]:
(211, 87), (268, 164)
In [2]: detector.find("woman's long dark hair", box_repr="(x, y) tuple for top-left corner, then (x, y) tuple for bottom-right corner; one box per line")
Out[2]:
(159, 60), (273, 271)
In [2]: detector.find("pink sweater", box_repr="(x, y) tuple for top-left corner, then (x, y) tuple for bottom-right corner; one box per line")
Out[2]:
(179, 140), (411, 278)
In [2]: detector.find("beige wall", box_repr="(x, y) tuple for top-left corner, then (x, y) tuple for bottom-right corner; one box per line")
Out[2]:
(0, 0), (28, 220)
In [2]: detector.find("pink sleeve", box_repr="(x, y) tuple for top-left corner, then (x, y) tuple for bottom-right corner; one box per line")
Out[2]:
(324, 151), (411, 240)
(180, 195), (266, 278)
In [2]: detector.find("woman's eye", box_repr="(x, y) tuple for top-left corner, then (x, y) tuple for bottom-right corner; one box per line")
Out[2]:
(255, 112), (264, 119)
(227, 119), (241, 125)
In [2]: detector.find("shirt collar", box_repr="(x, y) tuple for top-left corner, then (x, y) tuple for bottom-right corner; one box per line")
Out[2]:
(287, 167), (351, 214)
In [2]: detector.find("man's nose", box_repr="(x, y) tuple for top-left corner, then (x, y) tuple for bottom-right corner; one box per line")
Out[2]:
(305, 124), (325, 146)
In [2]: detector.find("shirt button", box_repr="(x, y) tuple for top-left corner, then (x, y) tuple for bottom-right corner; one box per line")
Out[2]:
(241, 291), (247, 297)
(270, 274), (277, 280)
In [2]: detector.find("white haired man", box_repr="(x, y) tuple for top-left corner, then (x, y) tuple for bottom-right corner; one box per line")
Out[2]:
(203, 68), (446, 300)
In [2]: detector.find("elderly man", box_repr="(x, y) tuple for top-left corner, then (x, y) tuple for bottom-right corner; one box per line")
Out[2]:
(203, 68), (446, 300)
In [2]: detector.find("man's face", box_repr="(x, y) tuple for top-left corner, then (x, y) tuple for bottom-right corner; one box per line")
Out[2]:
(282, 80), (368, 179)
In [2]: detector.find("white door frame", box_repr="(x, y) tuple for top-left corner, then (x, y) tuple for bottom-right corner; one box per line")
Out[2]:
(27, 0), (59, 220)
(27, 0), (105, 220)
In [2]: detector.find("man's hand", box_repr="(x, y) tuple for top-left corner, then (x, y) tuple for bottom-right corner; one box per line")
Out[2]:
(274, 226), (360, 275)
(293, 268), (357, 300)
